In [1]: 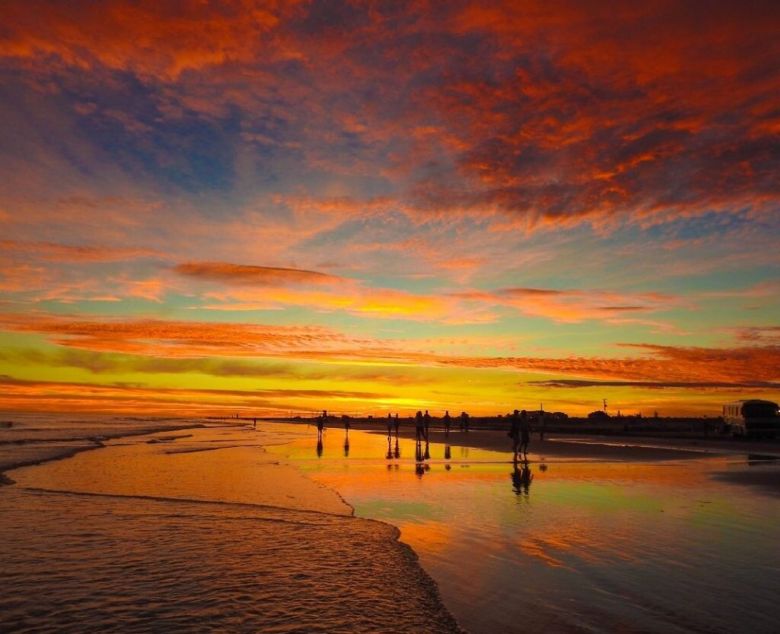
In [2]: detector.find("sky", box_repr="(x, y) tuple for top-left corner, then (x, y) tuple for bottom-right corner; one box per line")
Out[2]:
(0, 0), (778, 417)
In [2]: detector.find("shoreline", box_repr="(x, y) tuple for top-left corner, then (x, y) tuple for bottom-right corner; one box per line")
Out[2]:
(1, 421), (464, 632)
(0, 422), (206, 485)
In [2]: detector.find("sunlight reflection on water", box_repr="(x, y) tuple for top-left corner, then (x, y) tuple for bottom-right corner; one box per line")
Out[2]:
(273, 426), (780, 634)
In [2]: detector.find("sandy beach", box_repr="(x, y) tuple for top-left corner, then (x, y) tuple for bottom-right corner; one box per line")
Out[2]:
(3, 417), (780, 632)
(0, 420), (462, 633)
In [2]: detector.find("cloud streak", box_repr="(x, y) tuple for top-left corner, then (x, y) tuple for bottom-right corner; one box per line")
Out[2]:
(174, 261), (343, 287)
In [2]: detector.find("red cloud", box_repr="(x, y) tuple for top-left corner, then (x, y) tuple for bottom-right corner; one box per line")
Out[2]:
(0, 1), (296, 79)
(2, 1), (775, 232)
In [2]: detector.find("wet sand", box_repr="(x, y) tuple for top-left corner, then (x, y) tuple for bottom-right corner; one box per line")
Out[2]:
(0, 423), (462, 633)
(384, 428), (719, 460)
(368, 427), (780, 495)
(0, 418), (206, 485)
(280, 426), (780, 633)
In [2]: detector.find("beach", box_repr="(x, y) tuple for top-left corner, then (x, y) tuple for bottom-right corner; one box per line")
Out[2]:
(2, 417), (780, 632)
(0, 418), (460, 633)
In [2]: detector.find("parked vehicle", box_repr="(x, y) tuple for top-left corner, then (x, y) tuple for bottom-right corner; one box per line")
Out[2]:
(722, 400), (780, 438)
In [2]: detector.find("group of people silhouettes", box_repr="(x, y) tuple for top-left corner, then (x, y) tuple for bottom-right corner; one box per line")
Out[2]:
(509, 409), (532, 460)
(310, 408), (536, 492)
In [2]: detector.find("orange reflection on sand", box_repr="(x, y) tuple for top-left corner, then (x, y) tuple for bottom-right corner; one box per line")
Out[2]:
(11, 427), (350, 516)
(516, 524), (611, 569)
(397, 520), (454, 555)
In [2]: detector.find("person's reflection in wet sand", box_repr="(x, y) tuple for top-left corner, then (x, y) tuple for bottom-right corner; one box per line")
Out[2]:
(444, 444), (451, 460)
(316, 437), (324, 458)
(423, 439), (431, 461)
(386, 435), (393, 460)
(511, 456), (533, 496)
(415, 439), (425, 478)
(393, 436), (400, 459)
(343, 429), (350, 457)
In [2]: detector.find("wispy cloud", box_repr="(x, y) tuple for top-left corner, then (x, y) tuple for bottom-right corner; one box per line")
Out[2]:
(0, 240), (162, 262)
(174, 261), (343, 287)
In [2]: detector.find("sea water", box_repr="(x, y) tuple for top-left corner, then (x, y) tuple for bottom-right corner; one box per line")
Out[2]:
(0, 420), (459, 633)
(2, 418), (779, 633)
(274, 426), (780, 634)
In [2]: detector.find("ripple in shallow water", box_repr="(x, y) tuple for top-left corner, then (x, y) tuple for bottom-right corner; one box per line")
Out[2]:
(0, 488), (461, 633)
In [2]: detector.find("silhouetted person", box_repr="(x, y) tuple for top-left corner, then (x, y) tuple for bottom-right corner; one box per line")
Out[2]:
(509, 409), (521, 460)
(387, 413), (393, 437)
(343, 416), (350, 431)
(253, 418), (257, 430)
(394, 413), (400, 438)
(443, 410), (451, 436)
(520, 410), (531, 456)
(444, 444), (451, 460)
(317, 410), (326, 441)
(423, 410), (431, 441)
(460, 411), (470, 432)
(538, 409), (545, 441)
(415, 411), (425, 442)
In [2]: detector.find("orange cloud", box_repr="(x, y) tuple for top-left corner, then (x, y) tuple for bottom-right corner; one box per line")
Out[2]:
(174, 261), (343, 287)
(0, 375), (386, 416)
(0, 1), (295, 80)
(443, 344), (780, 387)
(2, 312), (778, 389)
(452, 287), (685, 325)
(0, 240), (162, 262)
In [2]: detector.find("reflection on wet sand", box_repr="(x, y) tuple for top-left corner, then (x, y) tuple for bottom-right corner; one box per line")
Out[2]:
(414, 439), (431, 479)
(511, 457), (533, 496)
(1, 446), (460, 633)
(279, 425), (780, 634)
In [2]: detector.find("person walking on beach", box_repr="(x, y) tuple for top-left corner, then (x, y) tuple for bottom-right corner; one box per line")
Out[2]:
(317, 410), (326, 441)
(443, 410), (451, 436)
(393, 413), (400, 437)
(423, 410), (431, 441)
(520, 410), (531, 456)
(387, 413), (393, 437)
(509, 409), (522, 460)
(415, 411), (425, 442)
(460, 411), (469, 432)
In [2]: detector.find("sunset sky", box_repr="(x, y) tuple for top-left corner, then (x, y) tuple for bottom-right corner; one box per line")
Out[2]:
(1, 1), (778, 417)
